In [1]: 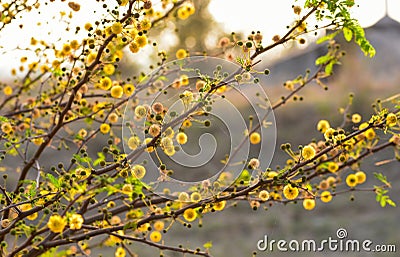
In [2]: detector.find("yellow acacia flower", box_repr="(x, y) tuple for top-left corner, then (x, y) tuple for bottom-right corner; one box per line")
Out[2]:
(106, 230), (124, 246)
(176, 49), (187, 59)
(320, 191), (332, 203)
(177, 4), (194, 20)
(163, 145), (176, 156)
(358, 122), (375, 140)
(178, 192), (190, 202)
(180, 74), (189, 86)
(355, 171), (366, 184)
(47, 214), (67, 233)
(190, 192), (202, 202)
(185, 4), (195, 15)
(75, 167), (90, 180)
(266, 171), (278, 179)
(365, 129), (376, 140)
(3, 86), (13, 96)
(111, 22), (123, 34)
(20, 204), (38, 220)
(326, 176), (336, 186)
(249, 132), (261, 144)
(108, 113), (119, 123)
(70, 39), (79, 50)
(176, 132), (188, 144)
(115, 247), (126, 257)
(177, 7), (189, 20)
(61, 44), (71, 55)
(111, 85), (124, 98)
(122, 184), (133, 194)
(32, 136), (44, 146)
(302, 145), (316, 160)
(39, 64), (50, 73)
(136, 223), (150, 232)
(317, 120), (330, 133)
(153, 221), (164, 231)
(69, 213), (84, 230)
(346, 174), (357, 187)
(134, 105), (147, 119)
(123, 83), (135, 96)
(77, 128), (87, 138)
(324, 128), (335, 141)
(131, 164), (146, 179)
(213, 200), (226, 211)
(164, 127), (175, 138)
(283, 184), (299, 200)
(327, 162), (339, 173)
(86, 52), (97, 65)
(135, 35), (147, 48)
(140, 19), (152, 30)
(386, 113), (397, 127)
(147, 124), (160, 137)
(127, 136), (141, 150)
(1, 219), (10, 228)
(303, 198), (316, 210)
(352, 113), (362, 123)
(161, 137), (173, 149)
(100, 123), (110, 134)
(129, 42), (140, 53)
(84, 22), (92, 31)
(258, 190), (270, 201)
(183, 208), (197, 222)
(103, 64), (115, 75)
(182, 119), (192, 128)
(150, 231), (162, 242)
(181, 90), (193, 106)
(1, 122), (13, 134)
(99, 77), (112, 90)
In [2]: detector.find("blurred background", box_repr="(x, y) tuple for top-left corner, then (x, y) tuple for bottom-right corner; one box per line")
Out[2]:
(128, 1), (400, 256)
(1, 0), (399, 256)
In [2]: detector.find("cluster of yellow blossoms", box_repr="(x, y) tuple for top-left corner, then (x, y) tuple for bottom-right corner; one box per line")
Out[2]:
(47, 213), (84, 233)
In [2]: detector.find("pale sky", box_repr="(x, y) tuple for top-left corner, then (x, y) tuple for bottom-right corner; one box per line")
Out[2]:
(1, 0), (399, 77)
(209, 0), (400, 32)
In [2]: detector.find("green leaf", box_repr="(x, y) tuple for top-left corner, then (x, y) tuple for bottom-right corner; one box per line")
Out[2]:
(93, 152), (105, 166)
(203, 241), (213, 249)
(380, 198), (387, 207)
(386, 199), (396, 207)
(0, 116), (9, 122)
(316, 31), (340, 44)
(343, 27), (353, 41)
(123, 221), (137, 230)
(29, 182), (37, 198)
(46, 174), (60, 189)
(84, 117), (93, 125)
(325, 61), (335, 75)
(351, 22), (376, 57)
(156, 76), (168, 81)
(73, 153), (92, 164)
(315, 55), (333, 66)
(345, 0), (355, 7)
(376, 193), (381, 202)
(373, 172), (391, 187)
